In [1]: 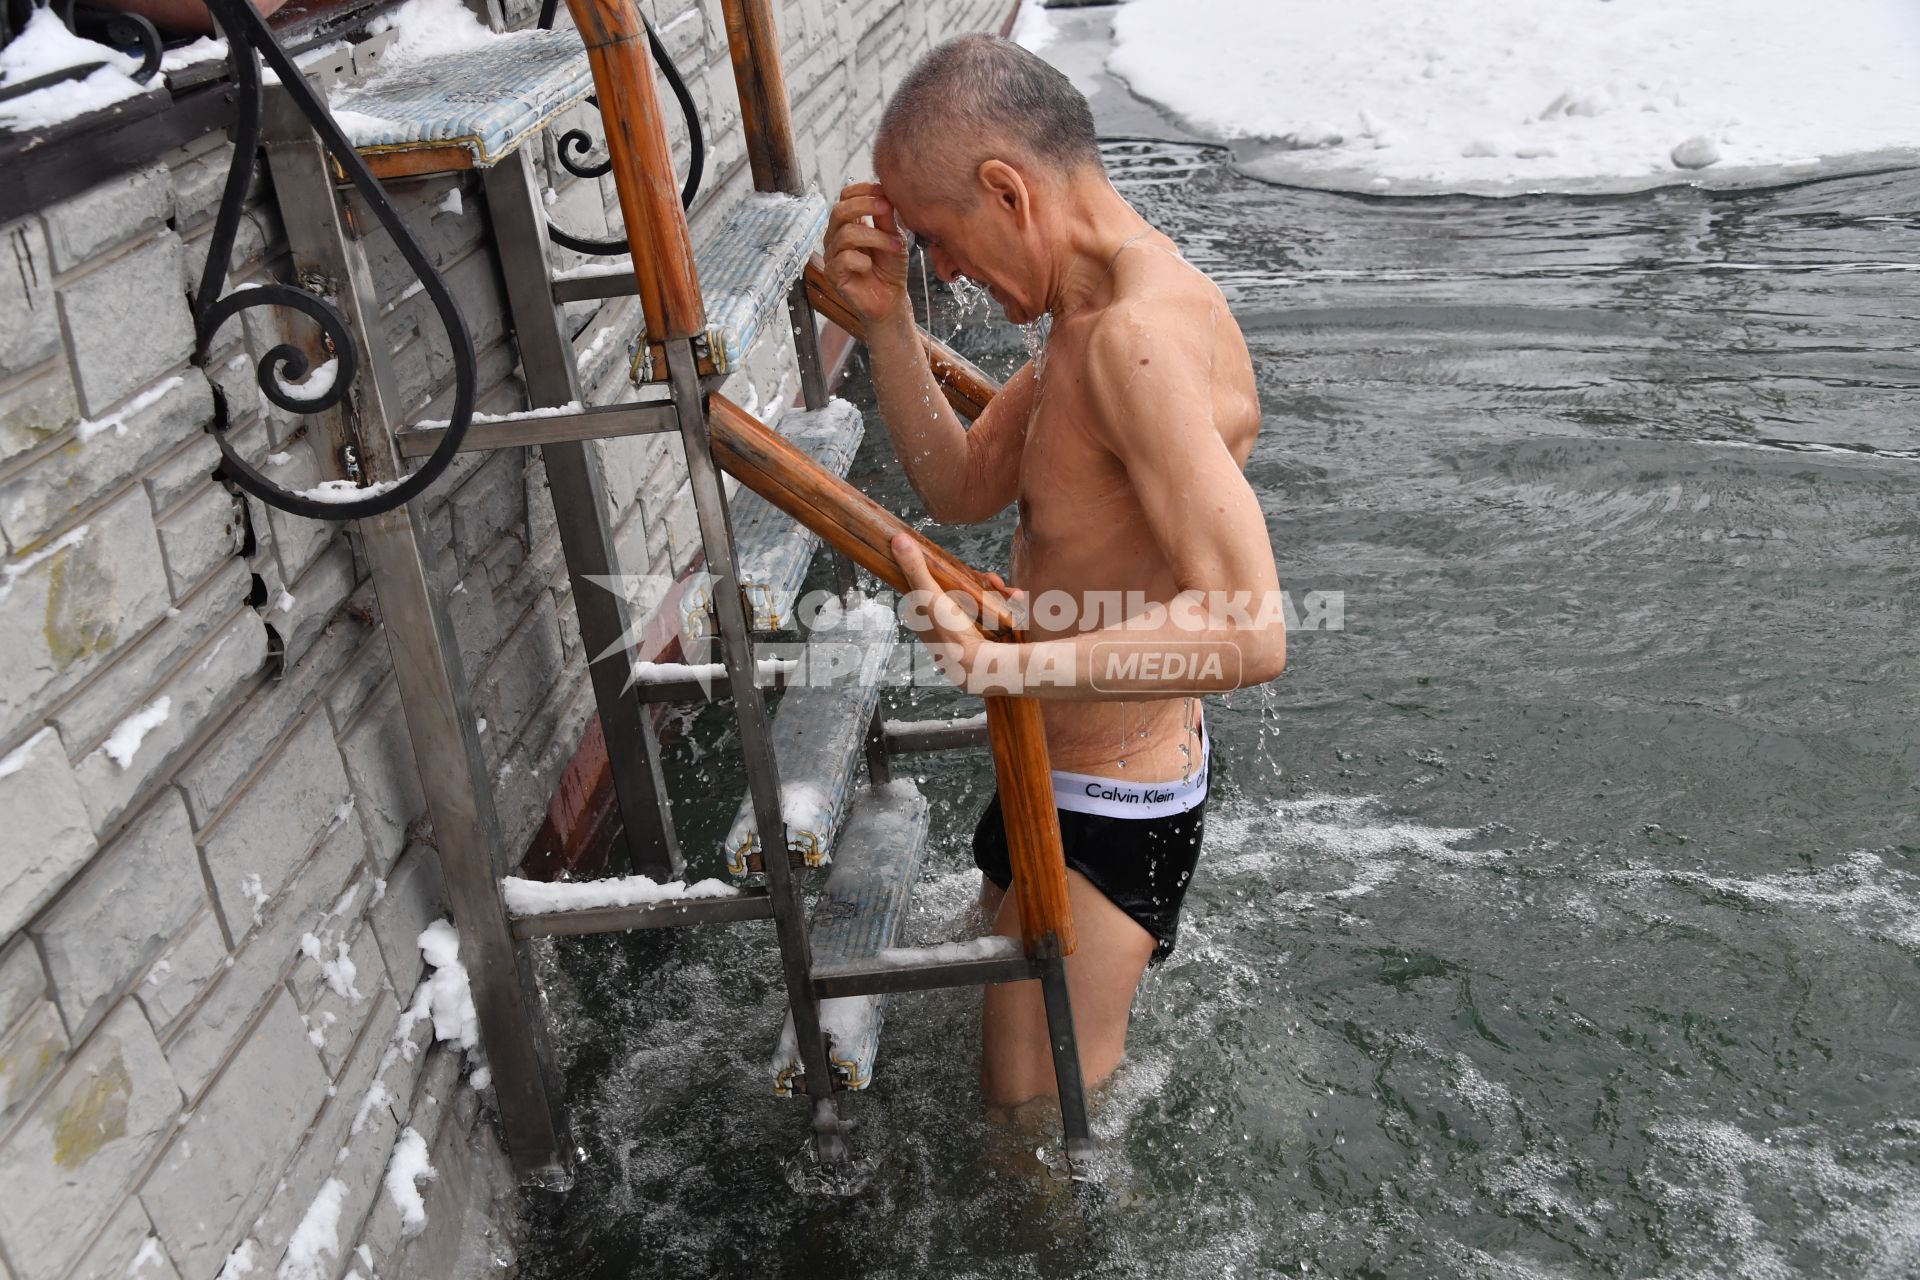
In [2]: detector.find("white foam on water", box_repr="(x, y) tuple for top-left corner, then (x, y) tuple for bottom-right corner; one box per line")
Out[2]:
(1597, 848), (1920, 954)
(1639, 1115), (1920, 1279)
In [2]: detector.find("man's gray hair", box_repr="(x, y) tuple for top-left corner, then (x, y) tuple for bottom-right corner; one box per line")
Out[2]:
(876, 34), (1100, 197)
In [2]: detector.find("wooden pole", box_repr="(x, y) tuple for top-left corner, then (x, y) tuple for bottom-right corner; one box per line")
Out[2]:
(804, 258), (1001, 421)
(719, 0), (803, 195)
(707, 393), (1076, 956)
(564, 0), (704, 341)
(708, 393), (1016, 632)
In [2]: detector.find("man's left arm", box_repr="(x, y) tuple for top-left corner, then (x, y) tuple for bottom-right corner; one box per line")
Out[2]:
(894, 297), (1287, 699)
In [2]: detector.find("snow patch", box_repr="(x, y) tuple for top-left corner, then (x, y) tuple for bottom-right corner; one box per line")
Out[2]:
(75, 375), (183, 443)
(0, 9), (146, 131)
(1104, 0), (1920, 192)
(0, 525), (89, 604)
(277, 1177), (346, 1280)
(100, 696), (171, 770)
(500, 872), (738, 916)
(382, 1127), (437, 1237)
(0, 728), (54, 782)
(297, 479), (402, 505)
(376, 0), (496, 62)
(436, 187), (463, 217)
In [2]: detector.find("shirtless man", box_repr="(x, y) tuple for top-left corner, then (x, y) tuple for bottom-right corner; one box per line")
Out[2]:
(823, 35), (1286, 1107)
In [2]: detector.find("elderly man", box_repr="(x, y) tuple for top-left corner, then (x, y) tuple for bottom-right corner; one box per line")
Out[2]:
(825, 35), (1286, 1110)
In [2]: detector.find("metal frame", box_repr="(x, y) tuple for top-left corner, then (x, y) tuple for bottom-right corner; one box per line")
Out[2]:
(662, 334), (851, 1156)
(258, 88), (572, 1189)
(483, 146), (683, 881)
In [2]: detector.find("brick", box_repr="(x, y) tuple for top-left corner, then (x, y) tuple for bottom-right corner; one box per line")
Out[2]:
(321, 634), (390, 730)
(67, 1195), (180, 1280)
(31, 791), (206, 1040)
(298, 923), (387, 1078)
(42, 165), (171, 271)
(69, 607), (267, 834)
(257, 445), (341, 585)
(0, 938), (47, 1033)
(0, 727), (96, 940)
(174, 604), (365, 825)
(0, 1000), (68, 1127)
(139, 989), (330, 1280)
(475, 594), (565, 756)
(339, 687), (427, 872)
(252, 983), (403, 1278)
(0, 1002), (182, 1280)
(156, 483), (243, 598)
(163, 817), (364, 1097)
(58, 233), (195, 417)
(169, 140), (256, 230)
(449, 450), (526, 571)
(0, 359), (79, 472)
(142, 432), (224, 518)
(134, 909), (226, 1035)
(364, 1051), (517, 1280)
(181, 210), (271, 306)
(367, 844), (446, 997)
(198, 710), (352, 936)
(273, 540), (360, 670)
(0, 220), (58, 377)
(0, 485), (172, 738)
(0, 370), (214, 553)
(49, 558), (253, 753)
(444, 562), (503, 682)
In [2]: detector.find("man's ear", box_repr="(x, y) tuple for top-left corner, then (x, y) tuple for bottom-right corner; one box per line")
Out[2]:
(976, 159), (1032, 227)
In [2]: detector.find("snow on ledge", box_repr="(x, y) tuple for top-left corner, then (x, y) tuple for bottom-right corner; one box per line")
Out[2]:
(1103, 0), (1920, 195)
(500, 872), (739, 916)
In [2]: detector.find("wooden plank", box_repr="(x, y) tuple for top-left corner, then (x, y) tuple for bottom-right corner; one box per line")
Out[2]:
(359, 145), (474, 180)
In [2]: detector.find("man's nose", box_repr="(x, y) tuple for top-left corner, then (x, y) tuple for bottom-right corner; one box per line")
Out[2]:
(930, 248), (961, 284)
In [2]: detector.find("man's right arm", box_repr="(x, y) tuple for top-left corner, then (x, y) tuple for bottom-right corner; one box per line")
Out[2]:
(824, 185), (1028, 524)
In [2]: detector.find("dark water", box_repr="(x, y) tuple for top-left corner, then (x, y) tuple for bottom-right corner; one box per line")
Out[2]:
(521, 145), (1920, 1279)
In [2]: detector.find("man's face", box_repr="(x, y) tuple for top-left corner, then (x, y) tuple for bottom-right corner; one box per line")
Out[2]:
(876, 151), (1045, 326)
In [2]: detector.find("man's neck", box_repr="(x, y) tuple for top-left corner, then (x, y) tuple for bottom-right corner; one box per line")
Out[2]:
(1043, 176), (1153, 322)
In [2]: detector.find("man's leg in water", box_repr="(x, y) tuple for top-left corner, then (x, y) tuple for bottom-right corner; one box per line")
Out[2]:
(976, 869), (1156, 1106)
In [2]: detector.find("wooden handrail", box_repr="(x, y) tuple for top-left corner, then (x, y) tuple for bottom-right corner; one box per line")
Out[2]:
(803, 258), (1000, 421)
(708, 395), (1075, 956)
(564, 0), (704, 341)
(719, 0), (804, 196)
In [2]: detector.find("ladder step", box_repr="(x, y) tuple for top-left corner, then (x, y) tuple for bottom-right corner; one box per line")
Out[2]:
(682, 398), (864, 639)
(551, 192), (832, 379)
(771, 780), (930, 1097)
(332, 30), (595, 168)
(721, 584), (895, 876)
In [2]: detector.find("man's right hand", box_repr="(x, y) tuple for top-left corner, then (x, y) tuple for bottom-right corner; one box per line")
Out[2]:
(824, 182), (912, 324)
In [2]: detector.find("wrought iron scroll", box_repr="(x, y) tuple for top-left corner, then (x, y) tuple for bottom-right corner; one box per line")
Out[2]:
(53, 0), (162, 83)
(191, 0), (473, 522)
(536, 0), (703, 256)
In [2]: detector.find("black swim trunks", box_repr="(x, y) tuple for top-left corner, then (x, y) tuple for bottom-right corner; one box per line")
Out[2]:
(972, 721), (1212, 963)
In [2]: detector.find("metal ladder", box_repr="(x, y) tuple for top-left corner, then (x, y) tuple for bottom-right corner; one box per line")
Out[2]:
(198, 0), (1095, 1187)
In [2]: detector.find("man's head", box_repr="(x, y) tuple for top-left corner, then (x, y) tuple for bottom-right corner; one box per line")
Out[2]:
(873, 35), (1101, 323)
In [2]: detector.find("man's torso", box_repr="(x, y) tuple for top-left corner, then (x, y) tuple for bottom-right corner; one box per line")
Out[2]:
(1009, 234), (1261, 782)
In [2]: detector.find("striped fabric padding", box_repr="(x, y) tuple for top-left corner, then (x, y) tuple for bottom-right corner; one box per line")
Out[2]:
(679, 398), (863, 639)
(772, 782), (931, 1096)
(691, 192), (830, 373)
(332, 31), (594, 166)
(721, 592), (897, 877)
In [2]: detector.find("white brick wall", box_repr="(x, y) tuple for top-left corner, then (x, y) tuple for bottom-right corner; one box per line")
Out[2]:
(0, 1), (1010, 1276)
